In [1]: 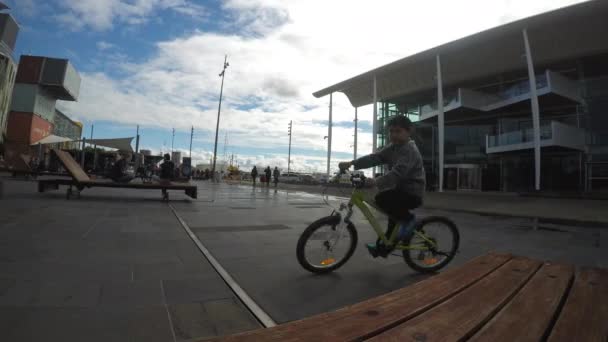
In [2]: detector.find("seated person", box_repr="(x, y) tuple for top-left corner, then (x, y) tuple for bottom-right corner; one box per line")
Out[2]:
(158, 154), (174, 182)
(109, 153), (135, 183)
(339, 116), (425, 258)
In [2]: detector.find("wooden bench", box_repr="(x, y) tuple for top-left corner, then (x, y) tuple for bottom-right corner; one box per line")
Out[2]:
(38, 149), (197, 200)
(205, 253), (607, 342)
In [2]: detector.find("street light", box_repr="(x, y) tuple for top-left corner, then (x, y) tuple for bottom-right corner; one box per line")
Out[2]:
(212, 55), (229, 176)
(287, 121), (293, 174)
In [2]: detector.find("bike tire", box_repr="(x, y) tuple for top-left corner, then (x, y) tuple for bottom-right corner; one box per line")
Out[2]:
(296, 215), (358, 274)
(402, 216), (460, 273)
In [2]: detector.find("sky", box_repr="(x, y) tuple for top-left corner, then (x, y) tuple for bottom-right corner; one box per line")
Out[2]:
(6, 0), (588, 173)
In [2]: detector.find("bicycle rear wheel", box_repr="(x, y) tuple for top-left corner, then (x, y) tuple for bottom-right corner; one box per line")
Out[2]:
(402, 216), (459, 273)
(296, 215), (358, 274)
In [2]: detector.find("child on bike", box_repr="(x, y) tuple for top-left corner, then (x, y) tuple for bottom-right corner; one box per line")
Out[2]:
(339, 115), (425, 258)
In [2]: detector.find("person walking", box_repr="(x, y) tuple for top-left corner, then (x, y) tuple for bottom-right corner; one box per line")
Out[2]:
(264, 166), (272, 187)
(251, 166), (258, 186)
(273, 166), (280, 187)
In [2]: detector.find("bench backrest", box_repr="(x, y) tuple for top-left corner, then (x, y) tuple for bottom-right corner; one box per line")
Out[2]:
(52, 149), (91, 183)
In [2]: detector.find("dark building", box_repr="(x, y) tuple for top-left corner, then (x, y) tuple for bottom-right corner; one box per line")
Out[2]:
(314, 0), (608, 193)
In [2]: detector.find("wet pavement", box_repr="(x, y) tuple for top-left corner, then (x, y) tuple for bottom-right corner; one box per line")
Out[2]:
(0, 178), (606, 341)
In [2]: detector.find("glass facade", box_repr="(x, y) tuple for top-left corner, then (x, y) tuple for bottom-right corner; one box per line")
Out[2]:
(375, 53), (608, 192)
(53, 110), (82, 149)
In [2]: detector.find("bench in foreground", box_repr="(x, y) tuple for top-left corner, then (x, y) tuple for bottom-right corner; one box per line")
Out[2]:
(206, 253), (607, 341)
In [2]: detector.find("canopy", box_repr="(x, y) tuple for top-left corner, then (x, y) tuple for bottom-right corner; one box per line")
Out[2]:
(30, 135), (73, 145)
(80, 137), (134, 152)
(313, 0), (608, 107)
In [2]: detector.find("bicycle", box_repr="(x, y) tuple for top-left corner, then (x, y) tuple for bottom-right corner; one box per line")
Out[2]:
(296, 172), (460, 274)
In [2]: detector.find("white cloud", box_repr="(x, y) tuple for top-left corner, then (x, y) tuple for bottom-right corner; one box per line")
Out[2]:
(54, 0), (206, 31)
(60, 0), (588, 173)
(96, 41), (115, 51)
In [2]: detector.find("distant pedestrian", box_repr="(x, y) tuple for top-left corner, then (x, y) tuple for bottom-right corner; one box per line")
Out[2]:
(251, 166), (258, 186)
(264, 166), (271, 186)
(273, 166), (280, 187)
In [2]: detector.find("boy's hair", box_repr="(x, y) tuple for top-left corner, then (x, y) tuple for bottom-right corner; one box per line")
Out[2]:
(164, 153), (171, 161)
(387, 115), (413, 131)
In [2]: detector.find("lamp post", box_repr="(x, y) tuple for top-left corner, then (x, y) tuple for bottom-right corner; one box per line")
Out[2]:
(287, 120), (292, 174)
(212, 55), (229, 175)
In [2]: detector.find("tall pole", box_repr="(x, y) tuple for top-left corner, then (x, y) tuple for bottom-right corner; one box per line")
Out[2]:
(287, 120), (292, 174)
(135, 125), (140, 154)
(189, 126), (193, 158)
(327, 93), (333, 177)
(354, 107), (358, 160)
(212, 55), (229, 174)
(90, 124), (94, 140)
(171, 128), (175, 153)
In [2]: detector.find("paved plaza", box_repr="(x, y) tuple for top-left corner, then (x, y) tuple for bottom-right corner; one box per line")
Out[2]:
(0, 178), (606, 341)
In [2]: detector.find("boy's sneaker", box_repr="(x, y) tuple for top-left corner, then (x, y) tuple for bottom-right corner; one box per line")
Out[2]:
(366, 242), (391, 258)
(397, 215), (417, 241)
(366, 243), (379, 258)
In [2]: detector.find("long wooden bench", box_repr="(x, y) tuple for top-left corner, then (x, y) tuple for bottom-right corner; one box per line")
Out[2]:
(205, 253), (607, 341)
(38, 149), (197, 200)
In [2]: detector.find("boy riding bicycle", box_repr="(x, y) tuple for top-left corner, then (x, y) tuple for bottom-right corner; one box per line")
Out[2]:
(339, 115), (425, 258)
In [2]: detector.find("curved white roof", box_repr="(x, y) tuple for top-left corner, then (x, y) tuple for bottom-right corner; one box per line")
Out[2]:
(313, 0), (608, 107)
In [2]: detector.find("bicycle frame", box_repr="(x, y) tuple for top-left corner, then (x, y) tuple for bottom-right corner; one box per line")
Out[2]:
(344, 188), (435, 251)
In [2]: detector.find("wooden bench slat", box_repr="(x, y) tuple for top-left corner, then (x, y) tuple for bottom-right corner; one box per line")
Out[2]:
(367, 257), (542, 342)
(53, 149), (91, 182)
(205, 253), (512, 342)
(548, 268), (608, 342)
(469, 262), (574, 342)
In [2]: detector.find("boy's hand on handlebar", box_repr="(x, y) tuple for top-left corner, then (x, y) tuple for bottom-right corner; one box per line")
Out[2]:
(338, 161), (352, 172)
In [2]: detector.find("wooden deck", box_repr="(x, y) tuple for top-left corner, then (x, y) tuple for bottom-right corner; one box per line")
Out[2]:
(206, 253), (607, 342)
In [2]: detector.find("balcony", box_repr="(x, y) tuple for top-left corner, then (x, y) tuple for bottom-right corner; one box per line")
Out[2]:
(486, 121), (586, 153)
(418, 70), (582, 122)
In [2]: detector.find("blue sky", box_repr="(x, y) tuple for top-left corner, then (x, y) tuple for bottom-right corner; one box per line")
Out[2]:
(5, 0), (586, 172)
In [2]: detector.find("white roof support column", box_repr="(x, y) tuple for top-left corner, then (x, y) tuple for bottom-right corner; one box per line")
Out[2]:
(327, 93), (333, 177)
(436, 55), (445, 192)
(354, 107), (358, 160)
(372, 75), (378, 176)
(523, 28), (541, 191)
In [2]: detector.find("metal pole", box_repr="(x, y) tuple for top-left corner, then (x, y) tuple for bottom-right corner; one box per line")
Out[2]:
(287, 120), (292, 175)
(90, 124), (94, 140)
(135, 125), (140, 154)
(327, 93), (333, 177)
(171, 128), (175, 153)
(212, 55), (229, 175)
(436, 55), (445, 192)
(523, 29), (541, 191)
(81, 137), (86, 169)
(354, 107), (358, 160)
(189, 126), (193, 158)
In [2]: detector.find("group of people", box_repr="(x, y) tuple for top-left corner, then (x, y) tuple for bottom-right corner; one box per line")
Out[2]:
(250, 166), (280, 186)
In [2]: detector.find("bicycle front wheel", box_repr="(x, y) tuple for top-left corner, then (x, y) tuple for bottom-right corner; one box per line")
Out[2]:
(296, 215), (358, 274)
(402, 216), (459, 273)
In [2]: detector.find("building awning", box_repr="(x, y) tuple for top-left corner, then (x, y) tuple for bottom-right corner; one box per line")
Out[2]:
(313, 0), (608, 107)
(30, 134), (73, 145)
(79, 137), (134, 152)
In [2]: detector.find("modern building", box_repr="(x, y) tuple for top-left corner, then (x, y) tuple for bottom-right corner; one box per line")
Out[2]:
(314, 0), (608, 193)
(53, 109), (82, 149)
(0, 11), (19, 144)
(6, 55), (81, 146)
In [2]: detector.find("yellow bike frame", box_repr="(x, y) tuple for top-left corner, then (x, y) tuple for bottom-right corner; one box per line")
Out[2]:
(348, 188), (436, 251)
